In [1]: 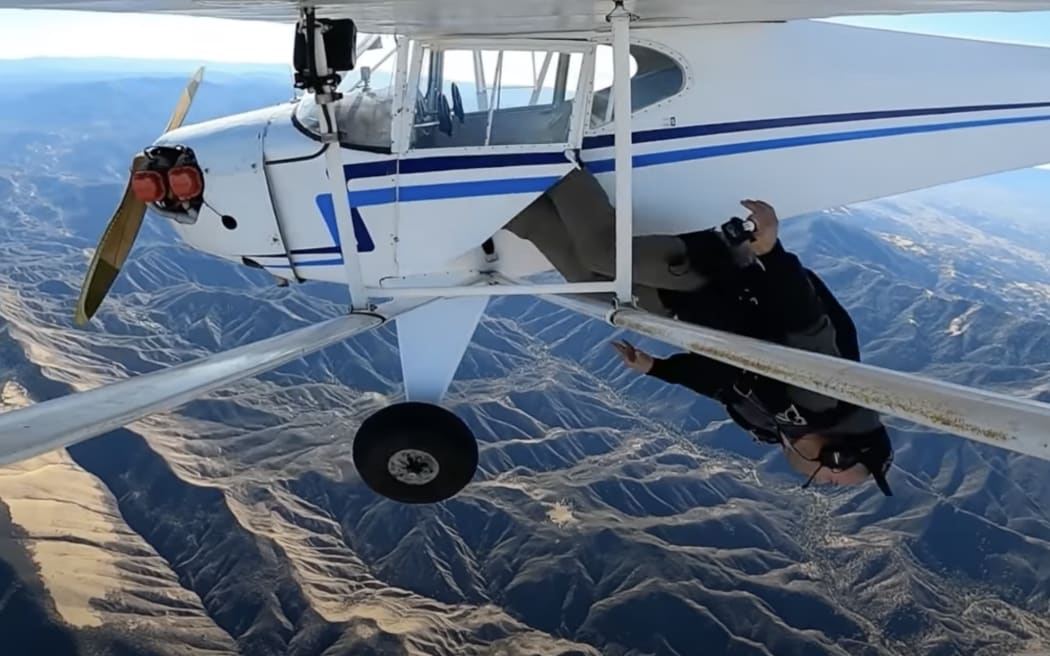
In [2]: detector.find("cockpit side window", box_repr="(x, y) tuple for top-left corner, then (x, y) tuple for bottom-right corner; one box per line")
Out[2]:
(409, 45), (584, 150)
(589, 44), (685, 128)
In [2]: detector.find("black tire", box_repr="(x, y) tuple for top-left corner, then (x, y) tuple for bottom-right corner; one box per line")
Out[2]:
(353, 402), (478, 504)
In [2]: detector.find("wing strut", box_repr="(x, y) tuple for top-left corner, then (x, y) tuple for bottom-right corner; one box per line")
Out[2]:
(0, 299), (428, 467)
(298, 8), (370, 310)
(609, 0), (636, 305)
(544, 293), (1050, 462)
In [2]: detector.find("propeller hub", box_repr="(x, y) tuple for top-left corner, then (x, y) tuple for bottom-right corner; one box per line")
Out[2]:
(132, 145), (206, 220)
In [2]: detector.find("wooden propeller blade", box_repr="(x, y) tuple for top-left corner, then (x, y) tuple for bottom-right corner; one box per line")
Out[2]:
(164, 66), (205, 133)
(75, 67), (205, 325)
(74, 156), (149, 326)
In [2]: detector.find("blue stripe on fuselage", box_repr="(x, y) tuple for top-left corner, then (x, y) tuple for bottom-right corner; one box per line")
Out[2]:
(350, 175), (563, 207)
(267, 257), (345, 268)
(283, 102), (1050, 268)
(335, 100), (1050, 181)
(584, 112), (1050, 173)
(315, 194), (376, 253)
(343, 151), (569, 180)
(337, 108), (1050, 199)
(579, 100), (1050, 150)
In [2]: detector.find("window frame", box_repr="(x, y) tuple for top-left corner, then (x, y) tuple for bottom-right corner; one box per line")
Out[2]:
(583, 36), (690, 134)
(398, 37), (596, 155)
(292, 33), (407, 154)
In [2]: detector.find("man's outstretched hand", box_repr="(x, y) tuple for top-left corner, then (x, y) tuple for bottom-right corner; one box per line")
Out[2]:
(612, 340), (654, 374)
(741, 199), (779, 256)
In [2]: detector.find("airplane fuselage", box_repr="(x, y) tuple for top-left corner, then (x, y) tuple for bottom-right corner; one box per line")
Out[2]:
(154, 20), (1050, 294)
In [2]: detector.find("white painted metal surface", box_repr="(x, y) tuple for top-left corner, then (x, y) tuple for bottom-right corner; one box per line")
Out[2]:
(582, 21), (1050, 234)
(390, 35), (411, 153)
(154, 105), (294, 274)
(6, 0), (1050, 36)
(0, 300), (426, 467)
(370, 280), (617, 297)
(484, 51), (504, 147)
(544, 293), (1050, 461)
(389, 158), (577, 276)
(264, 139), (398, 285)
(473, 51), (489, 112)
(396, 296), (488, 402)
(610, 3), (634, 304)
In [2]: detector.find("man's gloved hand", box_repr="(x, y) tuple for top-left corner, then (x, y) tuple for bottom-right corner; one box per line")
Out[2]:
(741, 199), (779, 256)
(612, 340), (654, 374)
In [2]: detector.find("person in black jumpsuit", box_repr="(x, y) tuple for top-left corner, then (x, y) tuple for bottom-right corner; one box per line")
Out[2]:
(613, 200), (894, 494)
(501, 169), (893, 493)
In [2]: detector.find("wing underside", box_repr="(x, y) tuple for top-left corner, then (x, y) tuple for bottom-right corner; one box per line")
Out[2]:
(0, 300), (427, 467)
(3, 284), (1049, 469)
(5, 0), (1050, 35)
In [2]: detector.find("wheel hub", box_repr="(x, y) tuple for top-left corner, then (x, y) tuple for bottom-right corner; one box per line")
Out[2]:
(387, 448), (440, 485)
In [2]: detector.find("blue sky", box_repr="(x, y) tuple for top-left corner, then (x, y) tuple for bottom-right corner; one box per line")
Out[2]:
(0, 9), (294, 62)
(831, 11), (1050, 45)
(3, 6), (1050, 169)
(2, 8), (1050, 62)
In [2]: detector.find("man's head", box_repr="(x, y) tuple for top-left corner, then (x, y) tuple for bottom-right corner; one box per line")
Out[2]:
(782, 428), (894, 495)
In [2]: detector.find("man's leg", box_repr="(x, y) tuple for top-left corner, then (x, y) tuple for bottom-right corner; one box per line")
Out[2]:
(503, 193), (674, 315)
(544, 168), (707, 292)
(504, 193), (601, 283)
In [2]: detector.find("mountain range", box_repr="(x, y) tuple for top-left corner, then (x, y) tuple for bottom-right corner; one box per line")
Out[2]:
(1, 60), (1050, 656)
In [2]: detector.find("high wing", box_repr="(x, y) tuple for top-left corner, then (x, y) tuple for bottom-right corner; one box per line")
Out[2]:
(0, 300), (426, 467)
(5, 0), (1050, 35)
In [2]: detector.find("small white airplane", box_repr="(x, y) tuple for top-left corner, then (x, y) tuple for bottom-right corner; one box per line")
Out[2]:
(3, 0), (1050, 504)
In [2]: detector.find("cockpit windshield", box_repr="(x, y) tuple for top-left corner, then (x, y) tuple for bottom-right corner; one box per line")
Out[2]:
(293, 34), (398, 152)
(293, 35), (686, 151)
(294, 87), (394, 151)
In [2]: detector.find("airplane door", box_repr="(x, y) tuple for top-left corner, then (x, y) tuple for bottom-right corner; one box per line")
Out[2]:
(387, 41), (593, 277)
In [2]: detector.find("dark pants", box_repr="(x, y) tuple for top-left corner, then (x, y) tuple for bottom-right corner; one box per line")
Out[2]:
(504, 168), (707, 314)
